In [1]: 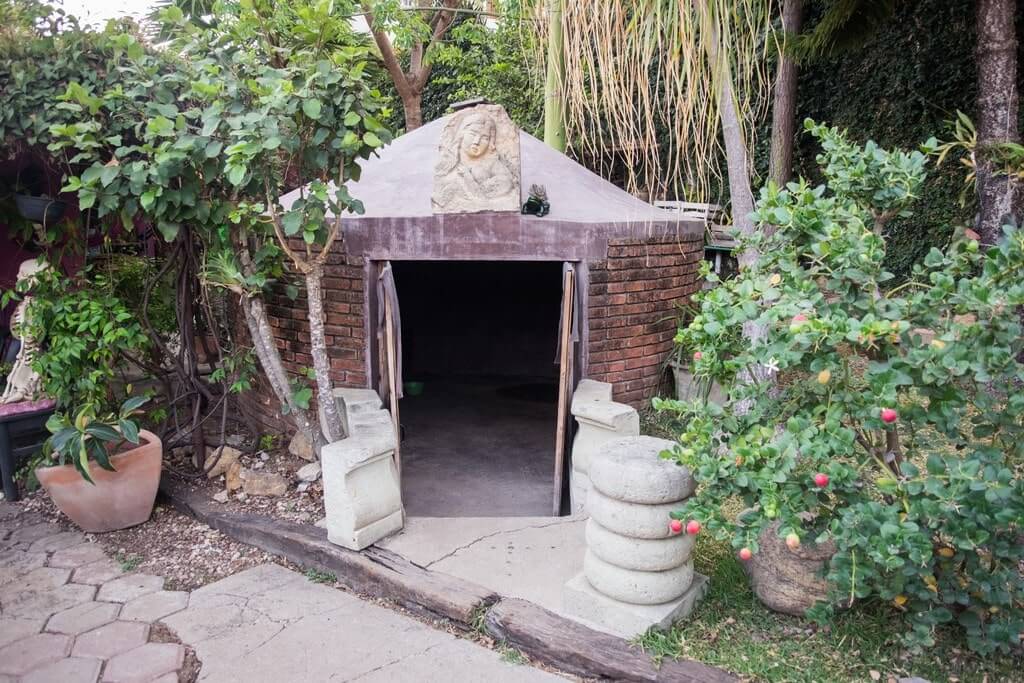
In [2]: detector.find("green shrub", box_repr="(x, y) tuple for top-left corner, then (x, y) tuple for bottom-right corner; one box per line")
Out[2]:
(656, 121), (1024, 654)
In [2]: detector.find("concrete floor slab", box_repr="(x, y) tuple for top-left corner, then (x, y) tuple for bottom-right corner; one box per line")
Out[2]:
(379, 516), (586, 617)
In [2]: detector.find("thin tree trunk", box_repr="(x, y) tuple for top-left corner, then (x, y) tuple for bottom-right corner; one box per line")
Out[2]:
(769, 0), (802, 187)
(543, 0), (566, 151)
(240, 294), (326, 454)
(304, 266), (345, 442)
(975, 0), (1021, 246)
(403, 94), (424, 131)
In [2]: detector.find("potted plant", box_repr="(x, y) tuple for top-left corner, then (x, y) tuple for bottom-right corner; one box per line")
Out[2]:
(36, 396), (161, 532)
(665, 307), (721, 405)
(656, 121), (1024, 655)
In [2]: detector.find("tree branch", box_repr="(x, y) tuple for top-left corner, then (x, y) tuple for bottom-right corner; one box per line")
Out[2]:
(362, 2), (415, 100)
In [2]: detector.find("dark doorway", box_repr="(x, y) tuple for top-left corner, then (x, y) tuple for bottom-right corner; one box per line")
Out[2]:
(391, 260), (563, 517)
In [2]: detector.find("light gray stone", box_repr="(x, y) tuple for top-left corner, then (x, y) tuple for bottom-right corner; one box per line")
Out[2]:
(239, 469), (288, 497)
(212, 490), (229, 504)
(96, 574), (164, 603)
(0, 548), (46, 585)
(585, 518), (694, 572)
(49, 543), (108, 569)
(71, 621), (149, 659)
(563, 572), (708, 639)
(102, 642), (184, 682)
(295, 462), (321, 483)
(72, 559), (125, 586)
(568, 380), (640, 514)
(589, 436), (694, 505)
(46, 601), (121, 635)
(0, 632), (72, 676)
(8, 523), (54, 543)
(21, 656), (101, 683)
(586, 488), (680, 540)
(583, 551), (693, 605)
(0, 616), (45, 648)
(120, 590), (189, 622)
(432, 104), (521, 214)
(29, 531), (86, 554)
(0, 582), (96, 619)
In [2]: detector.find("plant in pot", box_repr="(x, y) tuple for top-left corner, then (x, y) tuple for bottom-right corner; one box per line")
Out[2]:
(655, 121), (1024, 655)
(36, 396), (161, 532)
(665, 305), (721, 405)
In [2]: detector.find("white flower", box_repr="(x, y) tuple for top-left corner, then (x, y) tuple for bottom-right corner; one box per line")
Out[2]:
(764, 357), (780, 375)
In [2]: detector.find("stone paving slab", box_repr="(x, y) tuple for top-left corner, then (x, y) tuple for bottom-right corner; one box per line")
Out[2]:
(1, 502), (568, 682)
(164, 563), (566, 682)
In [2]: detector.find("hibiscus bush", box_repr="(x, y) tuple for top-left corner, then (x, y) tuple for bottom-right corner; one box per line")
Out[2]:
(656, 120), (1024, 654)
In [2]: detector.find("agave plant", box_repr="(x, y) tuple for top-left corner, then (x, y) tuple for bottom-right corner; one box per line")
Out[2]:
(45, 396), (149, 483)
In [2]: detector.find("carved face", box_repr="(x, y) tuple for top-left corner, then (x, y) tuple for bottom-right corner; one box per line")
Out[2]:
(460, 118), (495, 160)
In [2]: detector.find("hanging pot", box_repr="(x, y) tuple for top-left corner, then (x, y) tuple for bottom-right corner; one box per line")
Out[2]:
(14, 195), (66, 225)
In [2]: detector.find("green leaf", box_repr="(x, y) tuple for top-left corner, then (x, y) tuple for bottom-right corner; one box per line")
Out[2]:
(302, 100), (322, 120)
(227, 165), (246, 187)
(204, 140), (223, 158)
(118, 419), (140, 445)
(363, 131), (381, 147)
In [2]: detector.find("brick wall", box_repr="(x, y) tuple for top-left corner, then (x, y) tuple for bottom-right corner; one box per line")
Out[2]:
(587, 234), (704, 407)
(240, 239), (368, 436)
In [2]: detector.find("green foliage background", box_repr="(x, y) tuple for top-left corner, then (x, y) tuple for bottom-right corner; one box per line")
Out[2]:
(789, 0), (1024, 279)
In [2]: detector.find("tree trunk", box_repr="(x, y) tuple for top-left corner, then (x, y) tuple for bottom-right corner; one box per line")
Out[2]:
(240, 294), (326, 454)
(543, 0), (567, 151)
(975, 0), (1021, 246)
(304, 266), (345, 443)
(769, 0), (803, 187)
(403, 93), (424, 131)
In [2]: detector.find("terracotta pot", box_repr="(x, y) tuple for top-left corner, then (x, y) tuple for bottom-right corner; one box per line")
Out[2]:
(36, 430), (162, 533)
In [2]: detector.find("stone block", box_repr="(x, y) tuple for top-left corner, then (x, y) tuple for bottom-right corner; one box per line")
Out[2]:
(21, 656), (101, 683)
(585, 519), (693, 572)
(589, 436), (695, 504)
(102, 642), (184, 682)
(96, 574), (164, 603)
(563, 572), (708, 639)
(46, 601), (121, 635)
(71, 621), (149, 659)
(49, 543), (107, 569)
(0, 633), (72, 676)
(239, 469), (288, 497)
(201, 446), (241, 478)
(320, 387), (384, 438)
(321, 408), (404, 550)
(119, 590), (189, 622)
(29, 531), (86, 554)
(0, 616), (45, 648)
(1, 582), (95, 619)
(583, 551), (693, 605)
(587, 488), (680, 540)
(0, 549), (45, 585)
(72, 560), (124, 586)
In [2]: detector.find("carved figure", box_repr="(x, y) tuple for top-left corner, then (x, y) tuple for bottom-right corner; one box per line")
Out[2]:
(432, 105), (521, 213)
(2, 259), (49, 404)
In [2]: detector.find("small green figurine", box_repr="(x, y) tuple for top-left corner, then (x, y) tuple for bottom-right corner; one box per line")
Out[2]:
(521, 184), (550, 217)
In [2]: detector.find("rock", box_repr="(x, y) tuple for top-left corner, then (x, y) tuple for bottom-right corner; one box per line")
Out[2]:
(288, 431), (316, 462)
(225, 433), (246, 447)
(296, 512), (312, 523)
(314, 517), (327, 529)
(213, 491), (229, 504)
(199, 446), (242, 479)
(296, 483), (310, 493)
(745, 520), (836, 617)
(296, 463), (321, 483)
(259, 451), (270, 461)
(235, 493), (248, 502)
(225, 462), (243, 492)
(253, 462), (265, 470)
(239, 470), (288, 498)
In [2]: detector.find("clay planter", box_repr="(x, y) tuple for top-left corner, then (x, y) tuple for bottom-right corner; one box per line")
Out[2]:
(36, 430), (162, 533)
(744, 520), (836, 616)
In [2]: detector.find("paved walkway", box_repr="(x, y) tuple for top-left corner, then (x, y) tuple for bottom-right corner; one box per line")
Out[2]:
(0, 504), (566, 682)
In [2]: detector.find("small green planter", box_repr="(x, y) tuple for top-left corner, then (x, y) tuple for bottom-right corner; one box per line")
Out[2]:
(404, 381), (424, 396)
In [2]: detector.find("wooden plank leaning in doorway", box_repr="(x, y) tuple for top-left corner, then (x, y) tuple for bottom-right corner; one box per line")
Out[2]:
(553, 265), (575, 516)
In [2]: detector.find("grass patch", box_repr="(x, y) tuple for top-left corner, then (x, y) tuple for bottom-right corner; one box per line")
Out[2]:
(497, 643), (527, 665)
(115, 552), (142, 572)
(636, 534), (1021, 682)
(303, 568), (337, 584)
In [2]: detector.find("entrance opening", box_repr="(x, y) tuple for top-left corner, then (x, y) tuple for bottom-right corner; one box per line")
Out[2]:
(391, 260), (564, 517)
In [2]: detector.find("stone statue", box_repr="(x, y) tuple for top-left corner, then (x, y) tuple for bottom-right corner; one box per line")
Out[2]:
(432, 104), (521, 214)
(1, 259), (49, 405)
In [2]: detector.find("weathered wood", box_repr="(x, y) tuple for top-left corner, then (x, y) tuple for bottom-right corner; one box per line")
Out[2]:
(484, 598), (737, 683)
(553, 267), (574, 515)
(159, 476), (495, 625)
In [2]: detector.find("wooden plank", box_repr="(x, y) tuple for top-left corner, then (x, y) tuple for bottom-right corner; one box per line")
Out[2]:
(552, 267), (574, 516)
(159, 477), (495, 625)
(384, 289), (401, 479)
(484, 598), (737, 683)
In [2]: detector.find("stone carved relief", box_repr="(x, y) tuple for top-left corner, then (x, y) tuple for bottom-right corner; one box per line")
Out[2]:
(432, 104), (521, 214)
(1, 259), (50, 404)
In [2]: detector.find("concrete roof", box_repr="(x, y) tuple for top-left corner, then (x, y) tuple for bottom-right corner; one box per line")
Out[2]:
(280, 113), (681, 225)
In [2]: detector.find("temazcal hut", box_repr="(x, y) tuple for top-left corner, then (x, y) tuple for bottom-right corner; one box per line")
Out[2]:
(268, 103), (704, 525)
